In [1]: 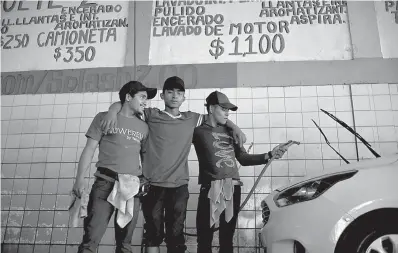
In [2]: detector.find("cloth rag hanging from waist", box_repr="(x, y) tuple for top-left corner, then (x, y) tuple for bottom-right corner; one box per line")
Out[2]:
(208, 178), (241, 227)
(107, 174), (140, 228)
(69, 189), (89, 227)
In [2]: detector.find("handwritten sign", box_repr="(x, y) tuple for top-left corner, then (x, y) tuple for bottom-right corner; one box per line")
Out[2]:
(1, 63), (239, 95)
(148, 0), (353, 65)
(1, 1), (129, 72)
(374, 1), (398, 58)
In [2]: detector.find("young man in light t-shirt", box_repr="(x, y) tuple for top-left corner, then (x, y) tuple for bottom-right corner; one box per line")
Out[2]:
(101, 76), (246, 253)
(72, 81), (157, 253)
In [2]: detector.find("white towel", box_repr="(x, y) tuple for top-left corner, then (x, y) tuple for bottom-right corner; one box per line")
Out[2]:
(208, 178), (235, 227)
(107, 174), (140, 228)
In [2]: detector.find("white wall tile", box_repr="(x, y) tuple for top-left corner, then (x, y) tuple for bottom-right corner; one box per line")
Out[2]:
(301, 97), (318, 112)
(81, 104), (97, 118)
(252, 87), (267, 98)
(80, 118), (92, 132)
(284, 86), (301, 97)
(285, 113), (303, 127)
(10, 106), (26, 120)
(237, 88), (252, 98)
(334, 97), (352, 112)
(67, 104), (83, 118)
(377, 126), (396, 142)
(253, 114), (269, 128)
(24, 106), (40, 120)
(1, 120), (10, 135)
(391, 95), (398, 110)
(34, 134), (50, 147)
(253, 128), (270, 143)
(236, 99), (252, 113)
(17, 148), (33, 163)
(376, 111), (394, 126)
(268, 87), (284, 98)
(333, 85), (350, 96)
(317, 97), (335, 111)
(269, 113), (286, 128)
(379, 142), (398, 155)
(41, 94), (56, 105)
(19, 134), (35, 149)
(320, 128), (338, 143)
(301, 86), (317, 97)
(69, 94), (84, 104)
(82, 93), (98, 104)
(188, 100), (205, 114)
(303, 128), (321, 143)
(6, 134), (21, 148)
(351, 84), (371, 95)
(302, 112), (319, 127)
(353, 96), (371, 110)
(50, 119), (66, 133)
(63, 134), (79, 148)
(1, 106), (12, 120)
(303, 144), (322, 159)
(54, 94), (70, 105)
(316, 85), (334, 97)
(189, 89), (206, 99)
(97, 93), (111, 103)
(2, 95), (14, 106)
(335, 111), (354, 126)
(237, 114), (253, 128)
(252, 99), (267, 113)
(354, 111), (376, 126)
(371, 84), (390, 95)
(337, 127), (355, 142)
(36, 119), (52, 133)
(285, 98), (302, 112)
(270, 128), (287, 143)
(8, 120), (24, 134)
(65, 119), (81, 133)
(62, 148), (77, 162)
(13, 95), (28, 106)
(52, 105), (68, 118)
(49, 133), (64, 147)
(286, 128), (303, 142)
(373, 95), (392, 110)
(27, 95), (42, 106)
(39, 105), (54, 118)
(268, 98), (285, 112)
(2, 149), (19, 163)
(389, 84), (398, 94)
(97, 103), (110, 114)
(47, 148), (63, 162)
(32, 148), (48, 163)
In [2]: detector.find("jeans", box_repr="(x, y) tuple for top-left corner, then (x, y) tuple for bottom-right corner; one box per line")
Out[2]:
(77, 177), (140, 253)
(141, 185), (189, 253)
(196, 185), (241, 253)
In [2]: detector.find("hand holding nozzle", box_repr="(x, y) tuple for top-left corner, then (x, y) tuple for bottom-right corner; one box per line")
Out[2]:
(271, 140), (301, 159)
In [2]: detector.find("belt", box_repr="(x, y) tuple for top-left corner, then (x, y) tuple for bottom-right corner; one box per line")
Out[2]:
(97, 167), (118, 181)
(202, 179), (242, 188)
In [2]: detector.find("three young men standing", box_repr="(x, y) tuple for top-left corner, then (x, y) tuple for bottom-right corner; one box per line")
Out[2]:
(74, 76), (287, 253)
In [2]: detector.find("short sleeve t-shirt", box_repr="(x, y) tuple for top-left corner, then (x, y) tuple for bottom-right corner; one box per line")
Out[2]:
(142, 108), (203, 188)
(86, 112), (148, 175)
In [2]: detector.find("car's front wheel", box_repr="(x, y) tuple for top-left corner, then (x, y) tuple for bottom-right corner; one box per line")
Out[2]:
(335, 212), (398, 253)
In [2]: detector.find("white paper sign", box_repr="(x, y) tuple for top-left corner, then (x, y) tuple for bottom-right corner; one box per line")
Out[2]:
(1, 1), (129, 72)
(149, 0), (353, 65)
(374, 0), (398, 58)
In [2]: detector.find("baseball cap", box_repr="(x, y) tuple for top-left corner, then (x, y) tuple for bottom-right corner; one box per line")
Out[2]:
(205, 91), (238, 111)
(119, 81), (157, 102)
(163, 76), (185, 91)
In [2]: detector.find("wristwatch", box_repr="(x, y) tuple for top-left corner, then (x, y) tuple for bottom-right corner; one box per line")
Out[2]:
(267, 151), (273, 159)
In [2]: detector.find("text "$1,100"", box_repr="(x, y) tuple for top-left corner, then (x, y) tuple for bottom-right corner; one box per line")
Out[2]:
(209, 34), (285, 59)
(53, 46), (96, 63)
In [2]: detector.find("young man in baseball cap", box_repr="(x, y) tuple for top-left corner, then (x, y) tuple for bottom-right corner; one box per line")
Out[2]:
(73, 81), (156, 253)
(192, 91), (287, 253)
(100, 77), (246, 253)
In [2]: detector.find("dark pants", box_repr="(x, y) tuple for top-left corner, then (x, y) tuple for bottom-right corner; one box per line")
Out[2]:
(196, 185), (241, 253)
(77, 178), (140, 253)
(141, 185), (189, 253)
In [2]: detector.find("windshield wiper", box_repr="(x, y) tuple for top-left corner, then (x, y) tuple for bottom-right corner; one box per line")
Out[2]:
(320, 109), (381, 158)
(312, 119), (350, 164)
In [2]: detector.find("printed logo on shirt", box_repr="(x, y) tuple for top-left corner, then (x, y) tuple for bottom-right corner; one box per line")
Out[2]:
(108, 127), (144, 143)
(212, 132), (235, 168)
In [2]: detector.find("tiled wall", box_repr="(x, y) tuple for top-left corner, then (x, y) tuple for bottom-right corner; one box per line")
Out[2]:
(1, 84), (398, 253)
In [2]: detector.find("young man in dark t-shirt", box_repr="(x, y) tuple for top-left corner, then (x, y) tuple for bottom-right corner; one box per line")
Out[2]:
(101, 77), (246, 253)
(72, 81), (157, 253)
(192, 91), (287, 253)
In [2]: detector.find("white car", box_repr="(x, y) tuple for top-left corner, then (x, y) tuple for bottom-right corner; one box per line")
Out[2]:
(260, 154), (398, 253)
